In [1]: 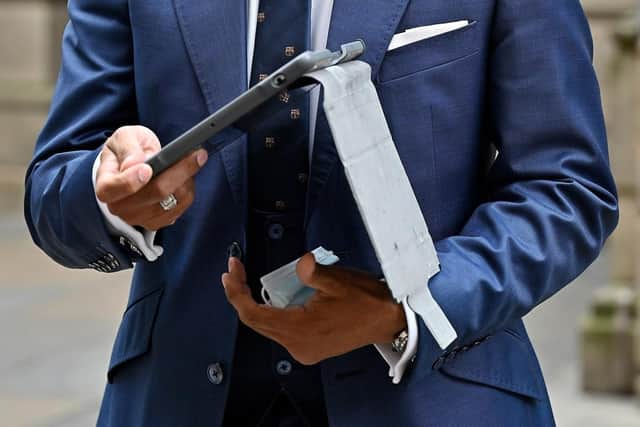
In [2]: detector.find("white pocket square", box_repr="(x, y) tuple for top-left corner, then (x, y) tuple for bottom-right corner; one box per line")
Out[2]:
(388, 20), (470, 51)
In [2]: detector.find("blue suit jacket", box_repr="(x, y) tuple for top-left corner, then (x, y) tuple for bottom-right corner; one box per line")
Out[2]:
(25, 0), (618, 426)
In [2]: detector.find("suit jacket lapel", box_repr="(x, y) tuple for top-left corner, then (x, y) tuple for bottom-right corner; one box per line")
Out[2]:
(172, 0), (411, 229)
(304, 0), (411, 229)
(173, 0), (248, 216)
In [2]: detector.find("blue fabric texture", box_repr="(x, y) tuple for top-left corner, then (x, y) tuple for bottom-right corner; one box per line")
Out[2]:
(24, 1), (618, 426)
(246, 0), (311, 212)
(222, 1), (329, 425)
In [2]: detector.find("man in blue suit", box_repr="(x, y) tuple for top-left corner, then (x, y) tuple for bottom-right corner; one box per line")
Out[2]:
(25, 0), (618, 425)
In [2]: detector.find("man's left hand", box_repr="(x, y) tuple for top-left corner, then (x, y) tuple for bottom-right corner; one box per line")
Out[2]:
(221, 253), (407, 365)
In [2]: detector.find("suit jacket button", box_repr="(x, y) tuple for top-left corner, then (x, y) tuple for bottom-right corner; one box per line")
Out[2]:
(207, 363), (224, 385)
(432, 356), (446, 371)
(227, 242), (243, 260)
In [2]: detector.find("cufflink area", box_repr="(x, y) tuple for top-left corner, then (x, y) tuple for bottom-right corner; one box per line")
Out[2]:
(88, 252), (120, 273)
(88, 238), (140, 272)
(119, 236), (143, 257)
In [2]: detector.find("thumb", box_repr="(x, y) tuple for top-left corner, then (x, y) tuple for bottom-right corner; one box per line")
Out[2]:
(106, 126), (157, 171)
(95, 147), (153, 203)
(296, 253), (342, 296)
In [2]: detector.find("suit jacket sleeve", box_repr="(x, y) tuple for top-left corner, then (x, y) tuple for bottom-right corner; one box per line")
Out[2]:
(24, 0), (138, 271)
(409, 0), (619, 380)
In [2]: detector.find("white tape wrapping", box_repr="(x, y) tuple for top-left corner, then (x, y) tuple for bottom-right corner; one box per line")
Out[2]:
(304, 61), (457, 349)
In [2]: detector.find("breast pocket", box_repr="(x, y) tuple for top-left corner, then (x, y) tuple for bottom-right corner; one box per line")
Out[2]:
(377, 20), (480, 83)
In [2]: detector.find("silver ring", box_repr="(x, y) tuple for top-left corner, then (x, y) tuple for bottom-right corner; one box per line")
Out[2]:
(159, 193), (178, 211)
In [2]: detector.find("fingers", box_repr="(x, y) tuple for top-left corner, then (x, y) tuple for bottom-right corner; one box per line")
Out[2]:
(101, 149), (206, 229)
(135, 185), (194, 231)
(295, 253), (343, 296)
(96, 147), (153, 204)
(106, 126), (161, 171)
(221, 258), (294, 336)
(107, 178), (195, 230)
(132, 149), (207, 203)
(96, 126), (161, 204)
(222, 273), (281, 332)
(228, 256), (247, 284)
(295, 253), (390, 299)
(95, 124), (209, 231)
(221, 270), (254, 314)
(221, 257), (260, 321)
(106, 149), (206, 226)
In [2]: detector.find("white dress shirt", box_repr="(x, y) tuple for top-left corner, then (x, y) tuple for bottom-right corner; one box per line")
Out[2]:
(92, 0), (418, 384)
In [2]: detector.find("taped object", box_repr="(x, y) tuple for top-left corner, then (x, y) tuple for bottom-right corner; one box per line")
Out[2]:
(304, 61), (457, 349)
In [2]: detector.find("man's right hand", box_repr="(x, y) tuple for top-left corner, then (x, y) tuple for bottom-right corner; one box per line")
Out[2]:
(95, 126), (208, 231)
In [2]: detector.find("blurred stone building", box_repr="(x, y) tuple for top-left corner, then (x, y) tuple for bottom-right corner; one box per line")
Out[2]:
(578, 0), (640, 400)
(0, 0), (66, 213)
(0, 0), (639, 404)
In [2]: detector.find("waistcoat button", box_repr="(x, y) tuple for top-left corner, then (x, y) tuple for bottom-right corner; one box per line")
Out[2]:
(276, 360), (293, 376)
(267, 223), (285, 240)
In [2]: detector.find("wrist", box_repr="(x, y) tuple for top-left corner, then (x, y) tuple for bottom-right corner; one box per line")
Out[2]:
(377, 298), (407, 345)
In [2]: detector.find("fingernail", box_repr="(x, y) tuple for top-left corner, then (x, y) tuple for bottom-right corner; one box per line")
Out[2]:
(137, 165), (152, 183)
(196, 150), (208, 167)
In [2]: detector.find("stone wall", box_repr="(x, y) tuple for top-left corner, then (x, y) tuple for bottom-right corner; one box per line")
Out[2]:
(0, 0), (65, 213)
(579, 0), (640, 398)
